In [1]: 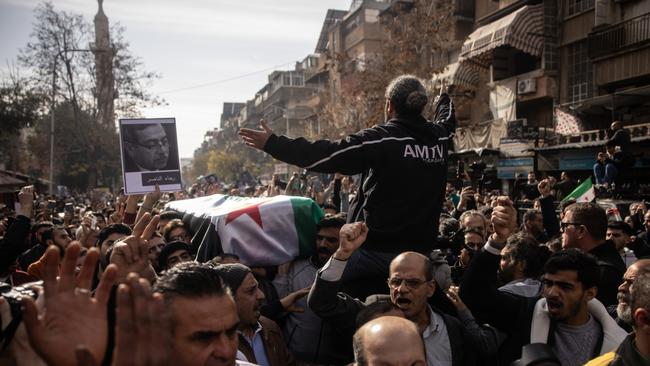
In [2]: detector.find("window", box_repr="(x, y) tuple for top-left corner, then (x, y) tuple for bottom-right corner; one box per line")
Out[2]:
(566, 41), (594, 103)
(567, 0), (594, 16)
(283, 73), (291, 86)
(292, 72), (304, 86)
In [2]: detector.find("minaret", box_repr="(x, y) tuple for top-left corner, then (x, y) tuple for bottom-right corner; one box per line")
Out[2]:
(94, 0), (115, 129)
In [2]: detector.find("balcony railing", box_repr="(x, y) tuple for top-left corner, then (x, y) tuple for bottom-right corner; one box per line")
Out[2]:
(550, 122), (650, 145)
(588, 13), (650, 59)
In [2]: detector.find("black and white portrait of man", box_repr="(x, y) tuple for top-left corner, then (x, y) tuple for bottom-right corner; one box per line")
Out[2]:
(121, 122), (179, 172)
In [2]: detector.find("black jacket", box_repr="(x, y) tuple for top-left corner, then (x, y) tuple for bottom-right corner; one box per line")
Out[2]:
(307, 267), (500, 366)
(264, 95), (456, 254)
(460, 245), (538, 365)
(589, 241), (626, 308)
(0, 215), (32, 273)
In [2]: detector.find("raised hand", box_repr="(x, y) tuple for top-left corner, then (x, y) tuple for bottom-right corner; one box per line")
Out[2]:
(334, 222), (368, 260)
(446, 286), (467, 312)
(109, 202), (126, 224)
(490, 196), (517, 247)
(22, 243), (117, 366)
(537, 179), (552, 198)
(110, 213), (159, 283)
(75, 274), (171, 366)
(280, 287), (310, 313)
(239, 119), (274, 150)
(17, 185), (35, 218)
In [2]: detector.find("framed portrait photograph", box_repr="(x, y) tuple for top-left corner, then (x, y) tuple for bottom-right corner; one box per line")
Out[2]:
(119, 118), (182, 194)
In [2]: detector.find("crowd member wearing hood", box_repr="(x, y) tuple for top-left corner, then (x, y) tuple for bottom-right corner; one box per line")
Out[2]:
(240, 75), (456, 299)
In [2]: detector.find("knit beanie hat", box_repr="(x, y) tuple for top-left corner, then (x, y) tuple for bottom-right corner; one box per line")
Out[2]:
(213, 263), (252, 293)
(158, 241), (191, 269)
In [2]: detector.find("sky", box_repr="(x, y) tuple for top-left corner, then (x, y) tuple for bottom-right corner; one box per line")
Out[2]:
(0, 0), (352, 158)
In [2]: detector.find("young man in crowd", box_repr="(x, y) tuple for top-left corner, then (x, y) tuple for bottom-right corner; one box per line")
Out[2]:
(272, 213), (348, 364)
(498, 233), (550, 298)
(460, 197), (627, 365)
(607, 221), (637, 268)
(522, 209), (547, 243)
(158, 241), (193, 271)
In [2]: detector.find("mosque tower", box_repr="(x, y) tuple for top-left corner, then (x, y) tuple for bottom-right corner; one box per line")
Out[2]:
(94, 0), (115, 129)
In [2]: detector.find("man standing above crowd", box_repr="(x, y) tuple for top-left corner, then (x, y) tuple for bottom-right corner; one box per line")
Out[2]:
(240, 76), (456, 297)
(273, 214), (347, 364)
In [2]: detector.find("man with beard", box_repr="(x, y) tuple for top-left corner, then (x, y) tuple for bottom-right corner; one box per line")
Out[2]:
(214, 263), (295, 366)
(272, 214), (347, 364)
(460, 197), (627, 366)
(614, 259), (650, 332)
(522, 209), (548, 243)
(587, 271), (650, 365)
(498, 233), (550, 298)
(309, 222), (502, 366)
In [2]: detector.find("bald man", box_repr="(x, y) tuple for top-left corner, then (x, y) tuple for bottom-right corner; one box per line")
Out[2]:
(353, 316), (425, 366)
(616, 259), (650, 332)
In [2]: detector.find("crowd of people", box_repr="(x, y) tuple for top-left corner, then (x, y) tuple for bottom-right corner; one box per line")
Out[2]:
(2, 75), (650, 366)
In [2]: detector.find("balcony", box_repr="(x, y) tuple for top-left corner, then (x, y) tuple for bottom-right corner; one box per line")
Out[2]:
(549, 122), (650, 146)
(588, 13), (650, 60)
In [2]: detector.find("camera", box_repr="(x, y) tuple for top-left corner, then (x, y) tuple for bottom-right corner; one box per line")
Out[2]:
(0, 281), (41, 349)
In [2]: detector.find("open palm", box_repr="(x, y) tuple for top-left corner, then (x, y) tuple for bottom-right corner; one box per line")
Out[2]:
(23, 244), (117, 366)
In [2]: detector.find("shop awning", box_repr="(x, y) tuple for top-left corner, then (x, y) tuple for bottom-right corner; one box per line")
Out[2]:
(459, 4), (544, 67)
(432, 62), (480, 90)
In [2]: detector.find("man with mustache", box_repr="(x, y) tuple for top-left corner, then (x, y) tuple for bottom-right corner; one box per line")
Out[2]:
(615, 259), (650, 332)
(272, 214), (347, 364)
(587, 271), (650, 365)
(309, 222), (502, 366)
(215, 263), (295, 366)
(460, 197), (628, 366)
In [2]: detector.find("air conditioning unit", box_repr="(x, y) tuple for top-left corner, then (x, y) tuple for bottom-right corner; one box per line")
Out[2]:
(517, 78), (537, 95)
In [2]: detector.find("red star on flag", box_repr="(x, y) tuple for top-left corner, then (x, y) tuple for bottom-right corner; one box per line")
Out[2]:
(225, 201), (267, 228)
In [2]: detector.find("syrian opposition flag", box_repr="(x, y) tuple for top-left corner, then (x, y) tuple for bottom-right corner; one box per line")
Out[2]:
(562, 177), (596, 203)
(166, 194), (324, 266)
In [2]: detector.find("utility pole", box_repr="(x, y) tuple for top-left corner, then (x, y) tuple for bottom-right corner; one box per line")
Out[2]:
(49, 59), (57, 195)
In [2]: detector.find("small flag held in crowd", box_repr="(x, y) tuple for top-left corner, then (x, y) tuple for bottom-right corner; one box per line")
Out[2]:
(562, 177), (595, 203)
(166, 194), (324, 266)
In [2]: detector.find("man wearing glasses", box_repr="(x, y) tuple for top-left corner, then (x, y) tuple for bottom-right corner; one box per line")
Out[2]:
(460, 197), (627, 366)
(122, 123), (171, 172)
(561, 202), (626, 307)
(308, 222), (501, 366)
